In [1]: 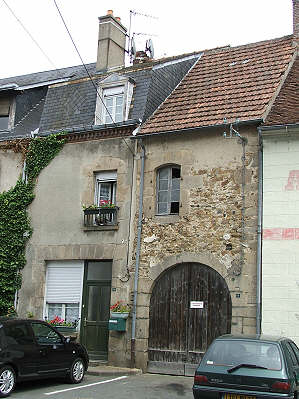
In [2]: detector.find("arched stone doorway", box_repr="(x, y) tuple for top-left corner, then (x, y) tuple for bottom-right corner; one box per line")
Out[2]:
(148, 262), (232, 375)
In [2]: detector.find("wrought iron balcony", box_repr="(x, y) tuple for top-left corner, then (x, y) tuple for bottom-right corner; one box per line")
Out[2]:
(83, 207), (119, 228)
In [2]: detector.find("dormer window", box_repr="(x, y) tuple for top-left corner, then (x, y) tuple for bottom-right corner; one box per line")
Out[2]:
(95, 74), (134, 126)
(103, 86), (124, 124)
(0, 97), (12, 130)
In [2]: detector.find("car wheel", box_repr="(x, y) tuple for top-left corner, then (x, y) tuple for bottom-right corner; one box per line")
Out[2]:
(66, 358), (85, 384)
(0, 366), (16, 398)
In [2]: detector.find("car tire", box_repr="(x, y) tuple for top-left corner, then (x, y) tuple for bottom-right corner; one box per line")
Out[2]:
(66, 358), (85, 384)
(0, 366), (16, 398)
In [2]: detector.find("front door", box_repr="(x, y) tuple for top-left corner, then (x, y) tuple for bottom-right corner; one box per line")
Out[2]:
(80, 261), (112, 360)
(148, 262), (232, 376)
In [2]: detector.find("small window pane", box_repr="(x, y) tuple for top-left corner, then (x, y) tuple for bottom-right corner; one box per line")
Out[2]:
(172, 178), (180, 190)
(115, 113), (123, 123)
(87, 261), (112, 281)
(158, 191), (168, 203)
(48, 304), (63, 321)
(170, 202), (179, 214)
(159, 168), (169, 179)
(105, 98), (113, 107)
(0, 116), (9, 130)
(172, 168), (180, 178)
(158, 203), (168, 214)
(65, 304), (79, 323)
(158, 179), (168, 191)
(171, 189), (180, 202)
(116, 96), (123, 106)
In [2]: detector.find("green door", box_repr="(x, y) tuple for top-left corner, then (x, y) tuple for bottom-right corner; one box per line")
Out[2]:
(80, 261), (112, 360)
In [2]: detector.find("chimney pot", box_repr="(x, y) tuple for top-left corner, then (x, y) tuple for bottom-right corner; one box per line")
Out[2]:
(107, 10), (113, 15)
(115, 17), (121, 22)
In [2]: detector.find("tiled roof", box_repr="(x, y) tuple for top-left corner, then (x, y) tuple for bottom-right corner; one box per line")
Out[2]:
(264, 57), (299, 125)
(140, 36), (295, 135)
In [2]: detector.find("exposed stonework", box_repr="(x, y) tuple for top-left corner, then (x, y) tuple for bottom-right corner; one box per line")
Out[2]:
(130, 127), (259, 370)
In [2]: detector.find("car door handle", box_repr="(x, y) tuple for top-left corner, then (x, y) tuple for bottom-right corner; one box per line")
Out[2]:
(39, 348), (47, 356)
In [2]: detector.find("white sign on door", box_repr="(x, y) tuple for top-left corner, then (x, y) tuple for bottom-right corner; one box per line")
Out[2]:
(190, 301), (204, 309)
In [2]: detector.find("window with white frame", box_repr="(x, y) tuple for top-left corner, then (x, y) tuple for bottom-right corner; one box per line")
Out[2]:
(0, 97), (11, 130)
(103, 86), (124, 124)
(95, 74), (134, 126)
(95, 170), (117, 207)
(45, 261), (84, 324)
(156, 165), (181, 215)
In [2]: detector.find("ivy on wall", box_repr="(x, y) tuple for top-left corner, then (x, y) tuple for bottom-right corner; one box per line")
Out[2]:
(0, 134), (65, 315)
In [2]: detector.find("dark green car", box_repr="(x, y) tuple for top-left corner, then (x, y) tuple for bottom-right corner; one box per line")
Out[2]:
(193, 335), (299, 399)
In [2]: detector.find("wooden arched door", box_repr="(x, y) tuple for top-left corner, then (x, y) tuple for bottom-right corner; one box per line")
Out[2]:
(148, 262), (231, 375)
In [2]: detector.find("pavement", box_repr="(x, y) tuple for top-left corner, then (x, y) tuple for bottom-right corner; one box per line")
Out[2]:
(87, 363), (142, 377)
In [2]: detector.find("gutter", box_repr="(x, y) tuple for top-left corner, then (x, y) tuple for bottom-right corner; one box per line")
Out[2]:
(131, 140), (145, 369)
(133, 119), (262, 139)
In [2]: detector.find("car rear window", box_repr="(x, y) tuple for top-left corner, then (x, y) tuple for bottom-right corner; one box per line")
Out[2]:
(204, 340), (282, 370)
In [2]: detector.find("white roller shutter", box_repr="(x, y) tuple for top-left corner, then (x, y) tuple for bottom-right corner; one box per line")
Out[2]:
(45, 261), (83, 303)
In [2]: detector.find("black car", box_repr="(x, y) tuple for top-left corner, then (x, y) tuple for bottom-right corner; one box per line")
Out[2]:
(193, 334), (299, 399)
(0, 317), (89, 397)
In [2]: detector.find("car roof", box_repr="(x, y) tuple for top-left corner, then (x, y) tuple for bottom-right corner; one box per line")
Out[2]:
(0, 317), (45, 325)
(215, 334), (289, 343)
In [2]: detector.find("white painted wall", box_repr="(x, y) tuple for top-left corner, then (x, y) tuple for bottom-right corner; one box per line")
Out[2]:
(262, 134), (299, 344)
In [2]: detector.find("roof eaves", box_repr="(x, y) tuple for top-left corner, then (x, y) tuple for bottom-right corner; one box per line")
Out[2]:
(135, 118), (262, 138)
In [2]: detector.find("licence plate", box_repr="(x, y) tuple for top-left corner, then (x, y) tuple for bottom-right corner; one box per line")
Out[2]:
(223, 395), (256, 399)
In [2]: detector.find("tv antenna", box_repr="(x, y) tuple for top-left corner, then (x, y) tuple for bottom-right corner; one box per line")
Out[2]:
(128, 9), (158, 62)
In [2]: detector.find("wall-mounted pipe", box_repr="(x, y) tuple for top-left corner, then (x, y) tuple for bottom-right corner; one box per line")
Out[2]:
(256, 128), (263, 334)
(131, 140), (145, 368)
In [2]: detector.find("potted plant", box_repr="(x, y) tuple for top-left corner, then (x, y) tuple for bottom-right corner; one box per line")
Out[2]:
(110, 301), (130, 319)
(47, 316), (78, 333)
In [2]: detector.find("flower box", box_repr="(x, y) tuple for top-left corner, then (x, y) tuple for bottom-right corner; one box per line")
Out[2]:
(84, 208), (99, 215)
(110, 312), (129, 319)
(99, 207), (118, 215)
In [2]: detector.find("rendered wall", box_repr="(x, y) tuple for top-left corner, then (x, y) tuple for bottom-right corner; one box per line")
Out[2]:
(262, 133), (299, 344)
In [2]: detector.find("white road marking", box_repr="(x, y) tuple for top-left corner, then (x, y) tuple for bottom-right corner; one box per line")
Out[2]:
(44, 375), (127, 395)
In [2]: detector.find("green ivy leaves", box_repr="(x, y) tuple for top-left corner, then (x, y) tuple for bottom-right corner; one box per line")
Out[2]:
(0, 134), (65, 315)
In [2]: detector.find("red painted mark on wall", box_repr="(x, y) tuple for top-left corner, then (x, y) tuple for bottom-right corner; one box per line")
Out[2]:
(263, 228), (299, 240)
(285, 170), (299, 191)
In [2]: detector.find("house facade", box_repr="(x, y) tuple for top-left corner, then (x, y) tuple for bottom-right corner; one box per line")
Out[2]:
(130, 33), (296, 373)
(0, 3), (298, 375)
(0, 11), (200, 367)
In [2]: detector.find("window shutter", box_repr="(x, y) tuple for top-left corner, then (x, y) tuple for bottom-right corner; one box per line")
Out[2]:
(45, 261), (83, 303)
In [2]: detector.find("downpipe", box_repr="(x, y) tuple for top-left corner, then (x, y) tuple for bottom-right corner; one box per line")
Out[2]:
(256, 128), (263, 334)
(131, 140), (145, 368)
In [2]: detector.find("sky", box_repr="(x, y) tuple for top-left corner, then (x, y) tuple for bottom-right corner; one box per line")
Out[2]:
(0, 0), (294, 79)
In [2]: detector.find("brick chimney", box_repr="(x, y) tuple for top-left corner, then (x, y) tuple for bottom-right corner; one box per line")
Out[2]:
(293, 0), (299, 43)
(96, 10), (127, 71)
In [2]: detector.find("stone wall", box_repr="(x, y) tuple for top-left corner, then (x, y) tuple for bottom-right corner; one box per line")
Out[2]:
(130, 126), (259, 370)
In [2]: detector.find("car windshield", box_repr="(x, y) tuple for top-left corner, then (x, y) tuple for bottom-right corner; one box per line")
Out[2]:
(204, 340), (282, 370)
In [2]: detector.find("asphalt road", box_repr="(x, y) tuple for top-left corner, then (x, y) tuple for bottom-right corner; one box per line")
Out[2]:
(12, 373), (194, 399)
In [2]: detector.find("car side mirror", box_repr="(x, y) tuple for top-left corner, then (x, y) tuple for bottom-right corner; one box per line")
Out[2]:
(65, 336), (76, 343)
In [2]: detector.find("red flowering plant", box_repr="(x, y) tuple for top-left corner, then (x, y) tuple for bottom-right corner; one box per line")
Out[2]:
(47, 316), (73, 327)
(99, 200), (116, 208)
(110, 301), (130, 313)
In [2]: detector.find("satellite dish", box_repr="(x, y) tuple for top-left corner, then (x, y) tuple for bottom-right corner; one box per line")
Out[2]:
(146, 39), (154, 59)
(130, 37), (136, 60)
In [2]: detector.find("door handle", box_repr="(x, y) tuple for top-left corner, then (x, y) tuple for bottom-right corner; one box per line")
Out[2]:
(84, 317), (87, 327)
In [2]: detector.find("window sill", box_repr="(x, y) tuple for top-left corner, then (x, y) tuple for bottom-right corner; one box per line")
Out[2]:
(154, 215), (180, 224)
(83, 225), (119, 232)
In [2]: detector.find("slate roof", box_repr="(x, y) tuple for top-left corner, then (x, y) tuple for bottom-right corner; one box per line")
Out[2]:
(139, 36), (296, 135)
(263, 57), (299, 126)
(0, 54), (199, 141)
(38, 56), (199, 134)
